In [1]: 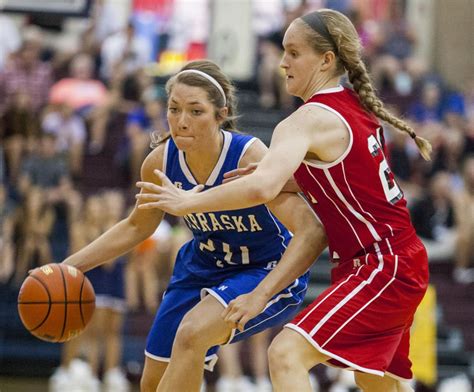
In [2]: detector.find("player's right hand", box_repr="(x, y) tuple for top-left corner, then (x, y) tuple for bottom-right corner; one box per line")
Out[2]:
(221, 291), (268, 332)
(222, 162), (258, 184)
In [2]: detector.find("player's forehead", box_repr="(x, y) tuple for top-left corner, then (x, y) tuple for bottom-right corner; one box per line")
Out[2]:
(282, 21), (308, 50)
(168, 82), (211, 106)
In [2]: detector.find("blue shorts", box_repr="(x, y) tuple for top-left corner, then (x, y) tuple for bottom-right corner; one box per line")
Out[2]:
(145, 268), (308, 370)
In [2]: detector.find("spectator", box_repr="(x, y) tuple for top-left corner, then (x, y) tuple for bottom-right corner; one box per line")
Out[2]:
(0, 27), (52, 115)
(100, 22), (151, 82)
(410, 171), (456, 262)
(124, 86), (167, 183)
(42, 104), (87, 178)
(127, 220), (172, 314)
(408, 79), (444, 124)
(463, 78), (474, 154)
(453, 155), (474, 284)
(15, 132), (74, 283)
(379, 1), (416, 61)
(49, 54), (108, 111)
(430, 127), (466, 184)
(0, 183), (16, 283)
(49, 53), (110, 154)
(0, 14), (21, 71)
(257, 3), (307, 110)
(1, 91), (40, 182)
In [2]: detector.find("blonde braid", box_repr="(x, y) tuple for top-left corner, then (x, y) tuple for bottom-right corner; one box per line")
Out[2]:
(345, 60), (431, 160)
(299, 9), (432, 161)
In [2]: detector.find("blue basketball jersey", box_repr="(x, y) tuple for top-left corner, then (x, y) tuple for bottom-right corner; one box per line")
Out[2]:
(163, 130), (292, 286)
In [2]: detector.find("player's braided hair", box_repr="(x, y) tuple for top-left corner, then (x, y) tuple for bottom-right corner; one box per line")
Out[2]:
(298, 9), (432, 160)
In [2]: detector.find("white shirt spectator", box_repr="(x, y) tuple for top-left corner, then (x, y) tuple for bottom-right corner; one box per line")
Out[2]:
(100, 28), (152, 80)
(42, 111), (86, 152)
(0, 15), (21, 70)
(168, 0), (209, 52)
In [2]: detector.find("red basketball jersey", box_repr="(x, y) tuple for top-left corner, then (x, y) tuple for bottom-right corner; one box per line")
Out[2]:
(294, 86), (415, 263)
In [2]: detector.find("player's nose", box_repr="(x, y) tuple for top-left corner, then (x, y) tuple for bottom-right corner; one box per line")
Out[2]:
(177, 113), (189, 130)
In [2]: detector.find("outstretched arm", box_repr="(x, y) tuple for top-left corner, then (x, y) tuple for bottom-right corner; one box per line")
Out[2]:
(136, 113), (311, 215)
(218, 141), (327, 330)
(223, 162), (302, 193)
(136, 105), (348, 215)
(63, 146), (166, 272)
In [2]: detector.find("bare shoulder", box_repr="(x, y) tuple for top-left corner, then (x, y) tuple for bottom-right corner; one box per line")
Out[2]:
(141, 142), (166, 182)
(293, 104), (346, 132)
(276, 103), (349, 162)
(239, 137), (268, 168)
(271, 104), (345, 143)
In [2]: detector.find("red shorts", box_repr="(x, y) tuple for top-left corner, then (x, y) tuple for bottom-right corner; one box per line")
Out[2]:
(286, 234), (429, 380)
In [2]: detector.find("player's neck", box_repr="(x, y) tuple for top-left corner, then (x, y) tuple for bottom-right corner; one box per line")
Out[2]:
(185, 130), (224, 184)
(303, 76), (341, 101)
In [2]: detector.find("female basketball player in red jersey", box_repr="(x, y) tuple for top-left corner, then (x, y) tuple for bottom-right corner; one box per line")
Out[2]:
(136, 9), (432, 392)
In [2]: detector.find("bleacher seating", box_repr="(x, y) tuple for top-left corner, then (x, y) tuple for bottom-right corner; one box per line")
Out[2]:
(1, 89), (473, 389)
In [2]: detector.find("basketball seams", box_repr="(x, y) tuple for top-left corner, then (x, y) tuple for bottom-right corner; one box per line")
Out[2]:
(23, 275), (52, 332)
(58, 265), (68, 342)
(17, 263), (95, 342)
(79, 274), (85, 327)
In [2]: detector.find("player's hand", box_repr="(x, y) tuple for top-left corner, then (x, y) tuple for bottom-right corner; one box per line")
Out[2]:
(221, 291), (268, 332)
(222, 162), (258, 183)
(136, 170), (204, 216)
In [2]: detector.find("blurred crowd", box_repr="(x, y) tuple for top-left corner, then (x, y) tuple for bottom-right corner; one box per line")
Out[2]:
(0, 0), (473, 391)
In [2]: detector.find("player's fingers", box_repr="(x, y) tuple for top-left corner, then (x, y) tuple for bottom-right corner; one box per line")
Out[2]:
(223, 163), (257, 179)
(135, 193), (160, 201)
(237, 316), (250, 332)
(153, 169), (173, 186)
(221, 305), (231, 319)
(136, 181), (163, 193)
(245, 163), (259, 172)
(223, 307), (238, 323)
(226, 309), (243, 325)
(222, 175), (240, 184)
(191, 184), (205, 193)
(222, 300), (237, 318)
(137, 202), (163, 210)
(223, 168), (241, 178)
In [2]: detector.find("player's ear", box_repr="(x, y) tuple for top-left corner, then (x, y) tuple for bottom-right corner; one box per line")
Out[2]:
(217, 107), (228, 122)
(321, 51), (336, 71)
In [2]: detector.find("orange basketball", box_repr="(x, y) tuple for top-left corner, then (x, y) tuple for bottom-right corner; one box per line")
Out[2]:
(17, 263), (95, 343)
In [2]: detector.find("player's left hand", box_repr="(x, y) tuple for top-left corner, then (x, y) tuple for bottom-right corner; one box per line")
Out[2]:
(136, 170), (204, 216)
(222, 291), (268, 332)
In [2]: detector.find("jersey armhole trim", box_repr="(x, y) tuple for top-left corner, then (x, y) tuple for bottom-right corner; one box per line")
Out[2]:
(302, 102), (354, 169)
(237, 137), (258, 168)
(162, 139), (170, 175)
(206, 130), (232, 186)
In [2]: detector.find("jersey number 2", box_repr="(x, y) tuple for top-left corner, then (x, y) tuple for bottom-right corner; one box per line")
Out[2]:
(367, 134), (403, 204)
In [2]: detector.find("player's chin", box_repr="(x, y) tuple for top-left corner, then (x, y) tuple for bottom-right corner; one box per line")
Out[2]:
(285, 78), (297, 95)
(174, 136), (195, 151)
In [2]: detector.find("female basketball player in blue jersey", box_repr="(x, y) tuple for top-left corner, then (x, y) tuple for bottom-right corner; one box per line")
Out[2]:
(136, 10), (432, 392)
(61, 60), (327, 392)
